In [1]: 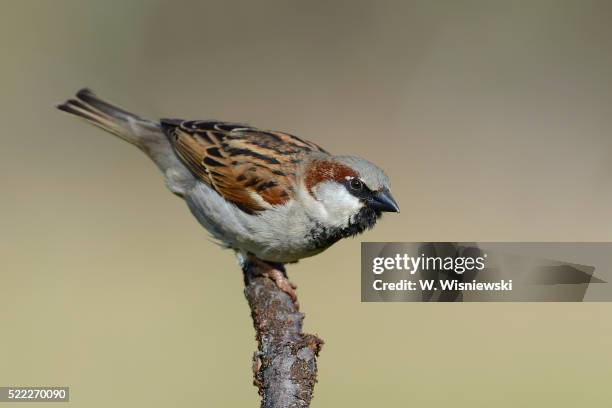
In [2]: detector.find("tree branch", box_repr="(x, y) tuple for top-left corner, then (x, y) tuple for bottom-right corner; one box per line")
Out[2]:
(243, 262), (324, 408)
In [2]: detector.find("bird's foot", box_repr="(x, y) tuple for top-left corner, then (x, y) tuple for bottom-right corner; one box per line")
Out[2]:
(246, 256), (299, 308)
(267, 268), (299, 306)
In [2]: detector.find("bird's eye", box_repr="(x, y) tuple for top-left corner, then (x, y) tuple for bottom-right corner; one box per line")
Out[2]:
(349, 178), (363, 191)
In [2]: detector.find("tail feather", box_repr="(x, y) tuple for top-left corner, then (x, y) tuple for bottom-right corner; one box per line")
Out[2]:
(56, 88), (157, 147)
(75, 88), (138, 119)
(57, 88), (192, 196)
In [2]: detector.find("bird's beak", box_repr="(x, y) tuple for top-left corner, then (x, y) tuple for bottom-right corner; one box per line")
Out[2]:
(368, 189), (400, 213)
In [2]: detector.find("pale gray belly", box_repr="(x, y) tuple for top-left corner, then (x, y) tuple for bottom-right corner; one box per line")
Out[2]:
(184, 183), (331, 263)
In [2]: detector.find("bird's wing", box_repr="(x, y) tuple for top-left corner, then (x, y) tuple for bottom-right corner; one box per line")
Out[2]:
(161, 120), (328, 213)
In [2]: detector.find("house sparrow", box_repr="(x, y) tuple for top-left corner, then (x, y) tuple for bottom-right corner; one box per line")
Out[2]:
(57, 89), (399, 302)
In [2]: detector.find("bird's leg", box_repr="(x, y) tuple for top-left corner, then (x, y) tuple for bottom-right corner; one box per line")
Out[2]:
(243, 255), (299, 307)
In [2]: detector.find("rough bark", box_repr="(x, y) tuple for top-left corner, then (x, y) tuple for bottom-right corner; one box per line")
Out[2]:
(243, 263), (324, 408)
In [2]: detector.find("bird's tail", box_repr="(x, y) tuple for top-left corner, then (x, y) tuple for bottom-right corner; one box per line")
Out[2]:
(56, 88), (160, 148)
(57, 88), (192, 196)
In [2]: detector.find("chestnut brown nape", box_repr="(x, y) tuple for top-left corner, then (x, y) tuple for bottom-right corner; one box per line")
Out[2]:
(304, 160), (359, 193)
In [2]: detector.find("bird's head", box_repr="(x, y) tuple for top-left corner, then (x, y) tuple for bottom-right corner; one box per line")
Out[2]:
(300, 154), (399, 238)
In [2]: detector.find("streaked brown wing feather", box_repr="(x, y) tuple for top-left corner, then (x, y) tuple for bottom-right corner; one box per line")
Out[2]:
(161, 120), (327, 213)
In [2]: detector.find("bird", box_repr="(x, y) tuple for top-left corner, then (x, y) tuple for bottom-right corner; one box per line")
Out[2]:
(57, 89), (399, 302)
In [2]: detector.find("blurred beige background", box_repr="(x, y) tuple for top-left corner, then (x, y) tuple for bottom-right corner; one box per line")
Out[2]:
(2, 0), (612, 407)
